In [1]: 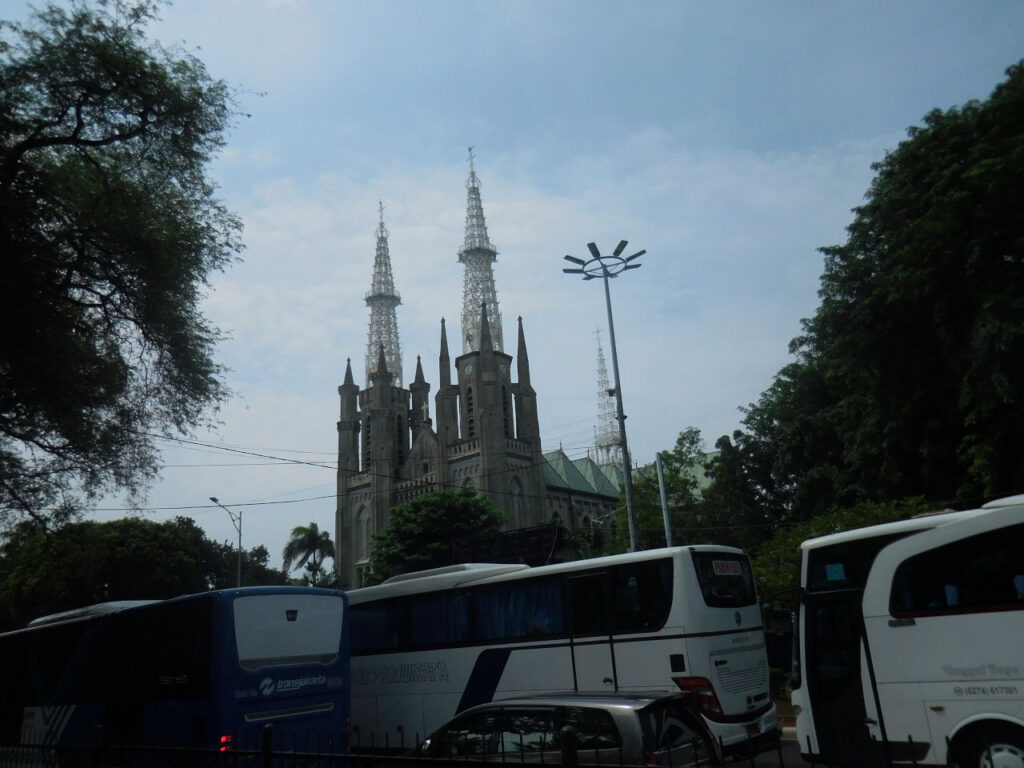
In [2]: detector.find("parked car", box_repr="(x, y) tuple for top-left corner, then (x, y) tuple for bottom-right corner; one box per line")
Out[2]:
(406, 691), (721, 766)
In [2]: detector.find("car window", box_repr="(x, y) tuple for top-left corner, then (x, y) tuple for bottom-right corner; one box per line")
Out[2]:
(423, 711), (496, 758)
(495, 707), (555, 756)
(559, 706), (622, 750)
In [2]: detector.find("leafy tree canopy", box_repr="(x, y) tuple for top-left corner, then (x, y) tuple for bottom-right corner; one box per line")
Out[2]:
(0, 0), (242, 528)
(728, 60), (1024, 520)
(618, 427), (706, 551)
(0, 516), (284, 630)
(364, 487), (504, 585)
(282, 521), (334, 587)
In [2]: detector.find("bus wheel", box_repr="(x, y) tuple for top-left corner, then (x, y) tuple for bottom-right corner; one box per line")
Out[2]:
(963, 726), (1024, 768)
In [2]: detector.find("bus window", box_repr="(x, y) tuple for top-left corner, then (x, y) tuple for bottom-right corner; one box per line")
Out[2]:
(476, 577), (564, 640)
(568, 573), (608, 635)
(691, 552), (757, 607)
(351, 600), (398, 652)
(234, 593), (344, 668)
(612, 559), (672, 632)
(410, 591), (470, 646)
(890, 523), (1024, 615)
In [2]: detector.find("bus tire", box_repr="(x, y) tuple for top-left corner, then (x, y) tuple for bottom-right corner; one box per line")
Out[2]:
(957, 724), (1024, 768)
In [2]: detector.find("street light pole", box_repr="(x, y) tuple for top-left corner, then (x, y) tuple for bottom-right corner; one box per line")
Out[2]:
(563, 240), (645, 551)
(210, 496), (242, 587)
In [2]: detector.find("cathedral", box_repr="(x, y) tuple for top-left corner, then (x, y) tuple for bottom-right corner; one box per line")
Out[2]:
(335, 153), (621, 588)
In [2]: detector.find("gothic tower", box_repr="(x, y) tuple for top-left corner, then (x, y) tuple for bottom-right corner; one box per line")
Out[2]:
(336, 155), (562, 588)
(365, 202), (403, 387)
(459, 148), (503, 354)
(593, 330), (623, 466)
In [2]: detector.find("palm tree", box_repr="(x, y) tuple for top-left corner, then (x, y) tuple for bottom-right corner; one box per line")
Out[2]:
(282, 522), (334, 586)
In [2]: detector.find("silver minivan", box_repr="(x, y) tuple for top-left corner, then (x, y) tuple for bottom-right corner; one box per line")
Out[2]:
(408, 691), (722, 766)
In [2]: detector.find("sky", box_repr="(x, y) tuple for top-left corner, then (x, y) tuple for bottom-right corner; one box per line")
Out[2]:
(9, 0), (1023, 572)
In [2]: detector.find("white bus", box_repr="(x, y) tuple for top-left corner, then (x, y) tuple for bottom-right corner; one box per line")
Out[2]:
(791, 496), (1024, 768)
(345, 546), (778, 757)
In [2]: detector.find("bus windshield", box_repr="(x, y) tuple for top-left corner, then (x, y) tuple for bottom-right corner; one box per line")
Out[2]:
(690, 552), (757, 607)
(234, 593), (345, 669)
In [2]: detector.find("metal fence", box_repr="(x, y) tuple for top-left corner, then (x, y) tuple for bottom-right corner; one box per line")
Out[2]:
(1, 725), (785, 768)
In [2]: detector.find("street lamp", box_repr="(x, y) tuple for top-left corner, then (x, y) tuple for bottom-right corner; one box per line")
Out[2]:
(563, 240), (645, 551)
(210, 496), (242, 587)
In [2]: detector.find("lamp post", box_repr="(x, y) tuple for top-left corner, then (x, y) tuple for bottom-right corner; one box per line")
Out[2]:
(210, 496), (242, 587)
(563, 240), (645, 551)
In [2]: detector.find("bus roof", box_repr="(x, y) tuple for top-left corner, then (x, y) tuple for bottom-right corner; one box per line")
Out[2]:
(346, 545), (745, 603)
(797, 503), (1019, 553)
(27, 600), (158, 628)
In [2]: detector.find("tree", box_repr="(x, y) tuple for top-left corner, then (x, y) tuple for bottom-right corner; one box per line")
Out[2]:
(0, 1), (242, 527)
(0, 516), (283, 630)
(282, 522), (334, 586)
(617, 427), (707, 551)
(729, 61), (1024, 519)
(363, 488), (504, 585)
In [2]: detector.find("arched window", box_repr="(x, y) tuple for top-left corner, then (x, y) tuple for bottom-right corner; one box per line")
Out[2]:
(356, 505), (370, 562)
(466, 386), (476, 438)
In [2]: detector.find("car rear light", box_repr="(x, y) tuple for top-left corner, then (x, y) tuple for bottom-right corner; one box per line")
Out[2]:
(219, 734), (233, 752)
(672, 676), (724, 719)
(644, 749), (661, 766)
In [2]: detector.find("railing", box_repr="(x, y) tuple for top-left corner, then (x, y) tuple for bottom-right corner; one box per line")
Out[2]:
(2, 724), (786, 767)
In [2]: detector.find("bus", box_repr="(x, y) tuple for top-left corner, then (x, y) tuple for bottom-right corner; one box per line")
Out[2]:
(791, 496), (1024, 767)
(0, 586), (351, 760)
(345, 546), (778, 756)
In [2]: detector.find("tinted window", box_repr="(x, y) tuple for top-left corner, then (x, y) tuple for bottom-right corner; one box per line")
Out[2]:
(410, 590), (470, 646)
(560, 706), (621, 750)
(806, 533), (910, 591)
(477, 576), (564, 640)
(691, 552), (757, 607)
(351, 600), (399, 652)
(613, 559), (672, 632)
(890, 523), (1024, 615)
(568, 574), (607, 635)
(496, 707), (556, 756)
(423, 710), (496, 758)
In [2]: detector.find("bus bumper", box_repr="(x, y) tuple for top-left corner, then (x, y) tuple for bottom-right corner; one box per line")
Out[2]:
(718, 706), (781, 759)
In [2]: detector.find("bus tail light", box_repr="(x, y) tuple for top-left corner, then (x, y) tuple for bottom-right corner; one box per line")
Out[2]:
(672, 676), (724, 719)
(219, 734), (234, 752)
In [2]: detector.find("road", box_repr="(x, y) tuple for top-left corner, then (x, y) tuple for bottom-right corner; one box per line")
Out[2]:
(727, 732), (802, 768)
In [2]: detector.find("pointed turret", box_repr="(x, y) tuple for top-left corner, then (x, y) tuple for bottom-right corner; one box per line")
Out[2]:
(435, 318), (459, 446)
(516, 316), (531, 387)
(439, 317), (451, 388)
(410, 355), (431, 441)
(365, 201), (403, 387)
(458, 148), (504, 354)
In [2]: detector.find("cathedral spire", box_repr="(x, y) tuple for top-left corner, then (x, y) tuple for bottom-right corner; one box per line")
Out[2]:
(459, 147), (503, 355)
(593, 329), (622, 466)
(365, 200), (403, 387)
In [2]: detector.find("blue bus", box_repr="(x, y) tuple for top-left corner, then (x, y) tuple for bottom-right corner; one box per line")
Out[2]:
(0, 587), (350, 756)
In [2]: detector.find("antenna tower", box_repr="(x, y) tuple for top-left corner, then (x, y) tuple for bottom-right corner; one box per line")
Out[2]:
(365, 201), (403, 387)
(594, 329), (622, 466)
(459, 148), (503, 354)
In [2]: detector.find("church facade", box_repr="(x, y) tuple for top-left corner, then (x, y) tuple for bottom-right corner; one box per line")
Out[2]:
(334, 154), (620, 588)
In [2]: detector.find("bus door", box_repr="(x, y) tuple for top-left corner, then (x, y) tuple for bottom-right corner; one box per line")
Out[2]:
(567, 573), (617, 692)
(802, 588), (875, 764)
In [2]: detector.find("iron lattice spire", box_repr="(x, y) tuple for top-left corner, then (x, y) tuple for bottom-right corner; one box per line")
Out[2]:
(594, 329), (622, 466)
(459, 147), (503, 354)
(365, 201), (403, 388)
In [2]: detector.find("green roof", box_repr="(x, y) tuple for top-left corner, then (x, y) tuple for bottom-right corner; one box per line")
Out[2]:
(542, 450), (620, 499)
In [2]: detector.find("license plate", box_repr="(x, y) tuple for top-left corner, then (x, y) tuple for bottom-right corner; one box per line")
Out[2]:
(746, 723), (760, 738)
